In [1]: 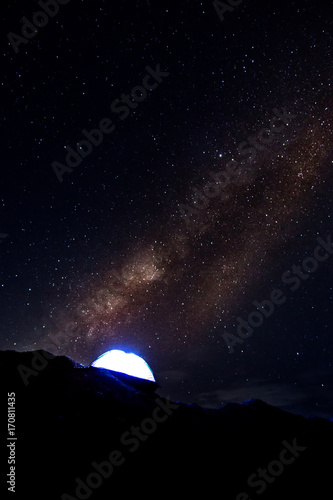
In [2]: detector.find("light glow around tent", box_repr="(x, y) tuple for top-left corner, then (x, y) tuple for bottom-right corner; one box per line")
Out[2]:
(91, 349), (156, 382)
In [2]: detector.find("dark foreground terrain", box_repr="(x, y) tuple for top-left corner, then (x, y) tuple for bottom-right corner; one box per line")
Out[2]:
(1, 350), (332, 499)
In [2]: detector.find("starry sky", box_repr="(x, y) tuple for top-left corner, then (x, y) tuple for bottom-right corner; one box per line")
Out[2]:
(1, 0), (333, 418)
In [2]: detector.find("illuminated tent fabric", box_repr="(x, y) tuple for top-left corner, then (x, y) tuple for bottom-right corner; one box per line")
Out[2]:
(91, 349), (156, 382)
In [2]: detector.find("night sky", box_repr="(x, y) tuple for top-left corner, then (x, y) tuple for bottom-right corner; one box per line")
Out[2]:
(1, 0), (333, 418)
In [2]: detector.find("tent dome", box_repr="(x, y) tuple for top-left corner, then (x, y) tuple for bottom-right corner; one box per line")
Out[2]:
(91, 349), (156, 382)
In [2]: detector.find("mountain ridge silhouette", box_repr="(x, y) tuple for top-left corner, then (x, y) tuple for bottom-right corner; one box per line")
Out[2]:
(1, 349), (332, 499)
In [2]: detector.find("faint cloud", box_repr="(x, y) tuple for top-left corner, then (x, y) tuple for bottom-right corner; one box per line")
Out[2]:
(157, 369), (188, 384)
(195, 377), (333, 419)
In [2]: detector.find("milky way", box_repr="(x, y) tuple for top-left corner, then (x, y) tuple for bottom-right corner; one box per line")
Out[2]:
(42, 89), (333, 364)
(3, 0), (333, 415)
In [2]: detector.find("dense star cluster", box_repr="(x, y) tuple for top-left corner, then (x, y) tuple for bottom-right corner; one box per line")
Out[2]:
(42, 99), (333, 358)
(1, 0), (333, 417)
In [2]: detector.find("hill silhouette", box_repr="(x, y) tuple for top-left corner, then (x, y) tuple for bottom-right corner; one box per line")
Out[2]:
(1, 349), (332, 499)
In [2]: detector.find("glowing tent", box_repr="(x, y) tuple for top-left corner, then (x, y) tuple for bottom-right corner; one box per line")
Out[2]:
(91, 349), (156, 382)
